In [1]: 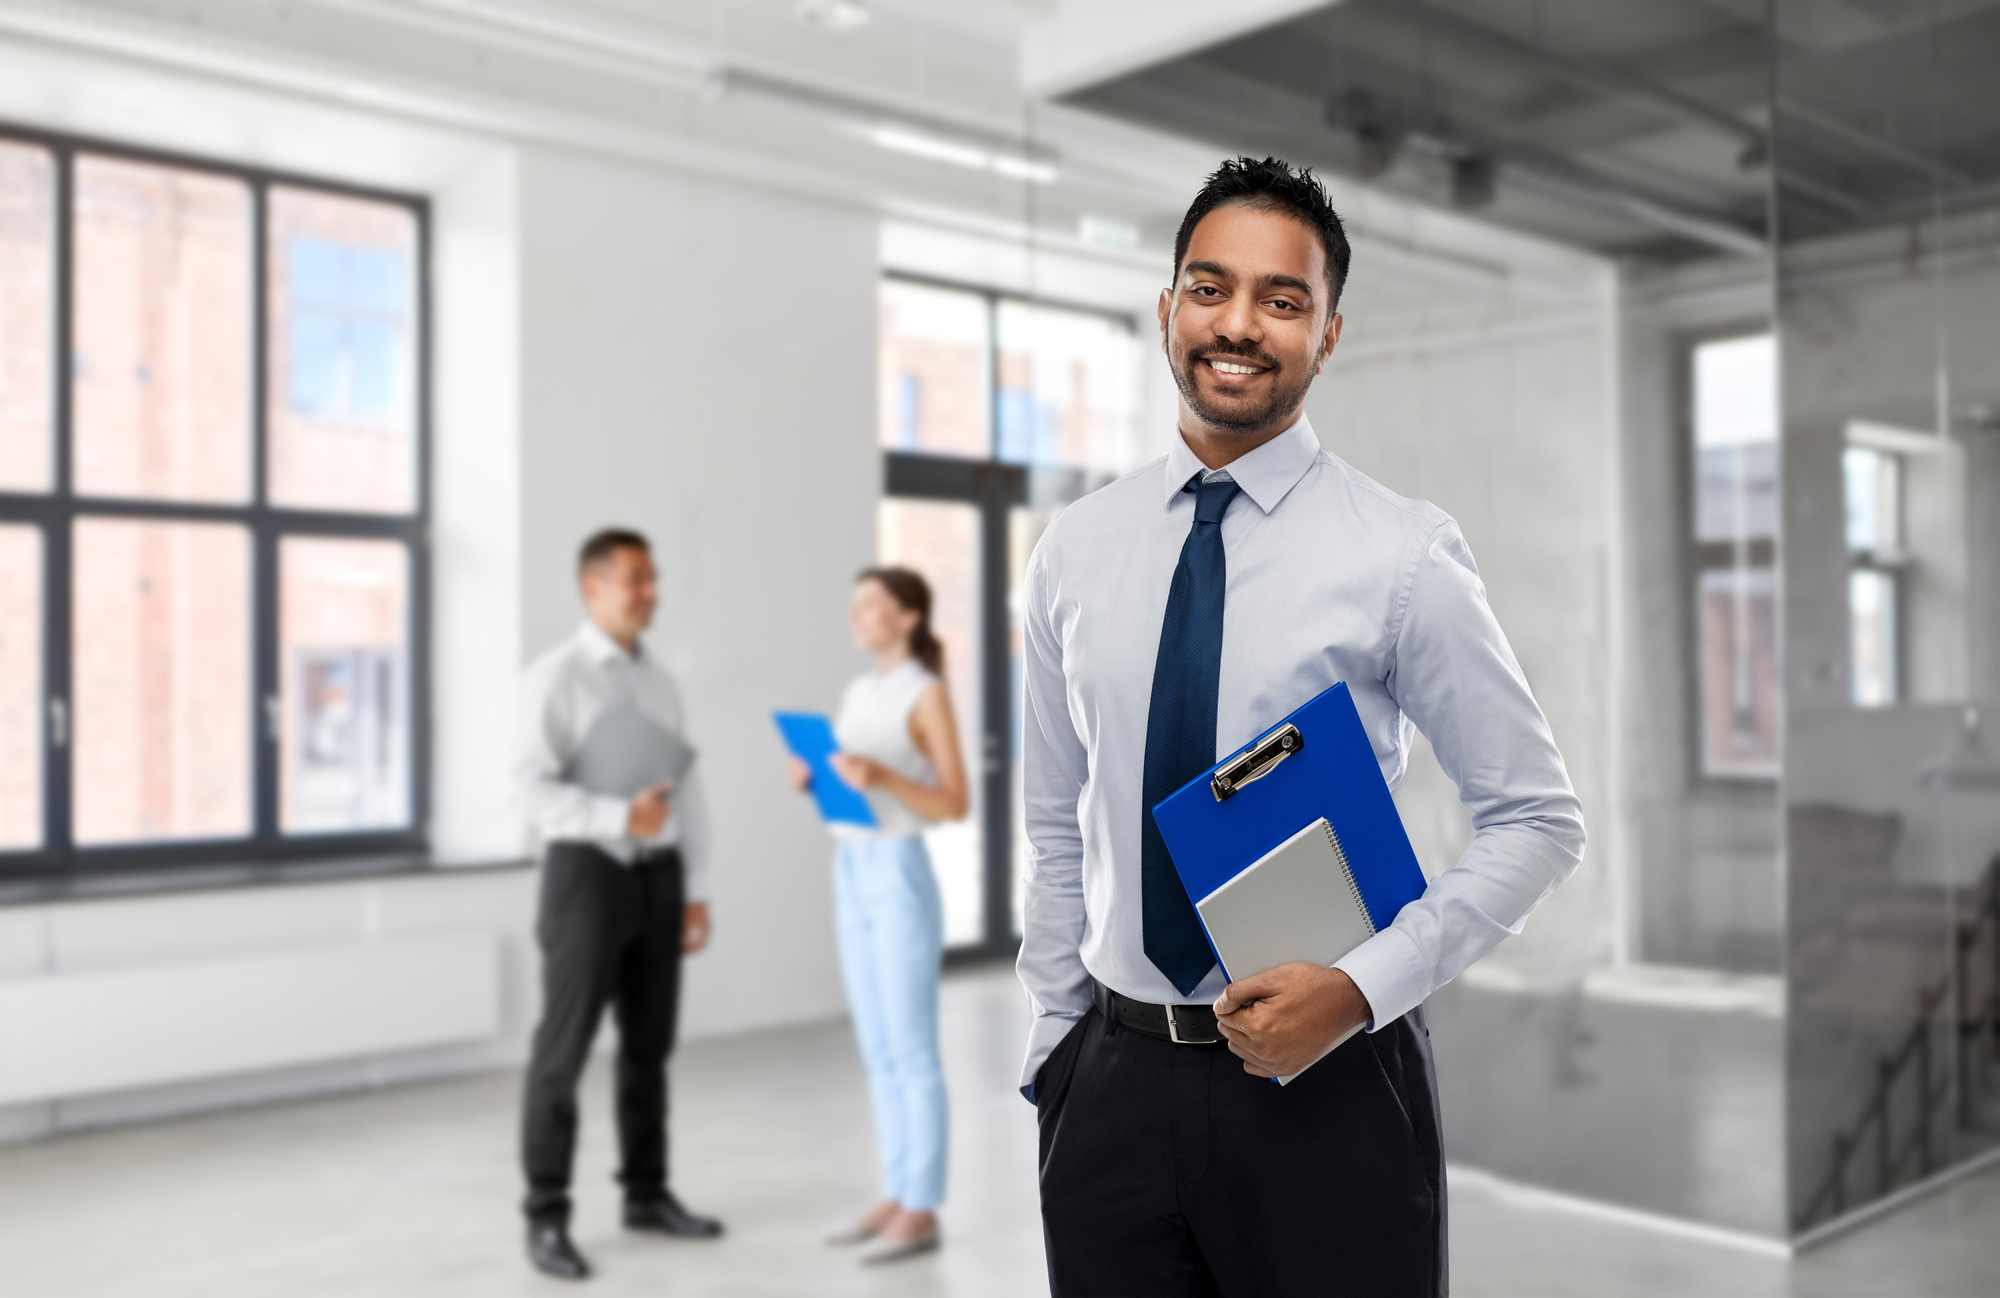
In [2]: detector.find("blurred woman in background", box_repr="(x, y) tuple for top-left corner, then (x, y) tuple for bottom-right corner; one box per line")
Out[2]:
(788, 567), (967, 1265)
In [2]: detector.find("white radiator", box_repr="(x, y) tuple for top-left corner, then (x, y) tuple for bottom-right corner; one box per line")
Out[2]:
(0, 932), (502, 1105)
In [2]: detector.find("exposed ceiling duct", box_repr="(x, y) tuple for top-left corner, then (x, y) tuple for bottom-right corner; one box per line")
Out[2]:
(1042, 0), (2000, 261)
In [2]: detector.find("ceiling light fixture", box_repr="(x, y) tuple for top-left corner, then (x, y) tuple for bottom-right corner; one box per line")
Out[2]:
(1079, 214), (1140, 249)
(866, 123), (1058, 184)
(870, 124), (988, 170)
(718, 66), (1059, 185)
(794, 0), (871, 31)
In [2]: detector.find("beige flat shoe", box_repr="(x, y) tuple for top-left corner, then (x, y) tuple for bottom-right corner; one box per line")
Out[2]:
(858, 1223), (940, 1265)
(824, 1221), (881, 1247)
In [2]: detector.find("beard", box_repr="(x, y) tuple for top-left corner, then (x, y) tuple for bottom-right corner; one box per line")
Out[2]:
(1170, 341), (1317, 431)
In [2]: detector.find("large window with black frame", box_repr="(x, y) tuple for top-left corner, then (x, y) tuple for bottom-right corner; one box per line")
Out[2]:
(0, 129), (427, 877)
(876, 273), (1145, 957)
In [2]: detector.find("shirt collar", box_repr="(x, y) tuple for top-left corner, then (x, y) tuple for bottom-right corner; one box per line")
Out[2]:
(577, 619), (642, 666)
(1160, 414), (1322, 514)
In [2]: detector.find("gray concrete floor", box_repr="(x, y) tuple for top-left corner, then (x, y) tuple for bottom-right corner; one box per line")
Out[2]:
(0, 964), (1997, 1296)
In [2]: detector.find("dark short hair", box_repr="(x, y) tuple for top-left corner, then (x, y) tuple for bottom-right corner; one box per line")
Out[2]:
(1172, 156), (1352, 311)
(578, 527), (650, 575)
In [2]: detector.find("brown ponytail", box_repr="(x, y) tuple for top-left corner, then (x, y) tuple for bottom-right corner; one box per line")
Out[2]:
(858, 566), (944, 677)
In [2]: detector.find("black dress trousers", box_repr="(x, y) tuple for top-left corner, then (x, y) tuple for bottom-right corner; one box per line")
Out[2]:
(1037, 1005), (1446, 1298)
(521, 841), (685, 1222)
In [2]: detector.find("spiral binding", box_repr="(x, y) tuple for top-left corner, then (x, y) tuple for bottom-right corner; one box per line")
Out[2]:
(1322, 820), (1375, 935)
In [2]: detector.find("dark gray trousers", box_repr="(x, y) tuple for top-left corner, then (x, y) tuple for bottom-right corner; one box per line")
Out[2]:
(1036, 1004), (1446, 1297)
(520, 842), (684, 1223)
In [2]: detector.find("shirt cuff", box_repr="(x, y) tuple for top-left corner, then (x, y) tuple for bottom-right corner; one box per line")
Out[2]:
(1332, 926), (1430, 1032)
(1018, 1009), (1084, 1099)
(587, 794), (630, 841)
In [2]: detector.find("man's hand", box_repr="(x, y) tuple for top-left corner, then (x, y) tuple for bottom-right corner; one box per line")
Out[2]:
(682, 901), (711, 954)
(786, 756), (813, 793)
(626, 781), (674, 838)
(827, 753), (883, 790)
(1213, 963), (1372, 1078)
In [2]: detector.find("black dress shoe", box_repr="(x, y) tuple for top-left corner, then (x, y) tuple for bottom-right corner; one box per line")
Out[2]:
(624, 1190), (724, 1238)
(527, 1220), (591, 1279)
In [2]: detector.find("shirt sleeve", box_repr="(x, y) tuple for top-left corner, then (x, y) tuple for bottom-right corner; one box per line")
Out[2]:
(1015, 537), (1095, 1100)
(666, 684), (713, 903)
(1331, 519), (1587, 1029)
(514, 663), (630, 845)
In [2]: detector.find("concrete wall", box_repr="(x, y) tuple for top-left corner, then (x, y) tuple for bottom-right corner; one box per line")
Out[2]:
(1616, 259), (1782, 973)
(0, 868), (537, 1145)
(1307, 235), (1623, 987)
(515, 146), (879, 1039)
(429, 148), (525, 863)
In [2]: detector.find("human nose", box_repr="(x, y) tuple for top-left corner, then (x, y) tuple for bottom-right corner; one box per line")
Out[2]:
(1212, 290), (1264, 346)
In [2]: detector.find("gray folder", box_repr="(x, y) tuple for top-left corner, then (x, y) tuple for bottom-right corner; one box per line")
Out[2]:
(569, 706), (697, 798)
(1195, 817), (1374, 1084)
(1195, 816), (1376, 980)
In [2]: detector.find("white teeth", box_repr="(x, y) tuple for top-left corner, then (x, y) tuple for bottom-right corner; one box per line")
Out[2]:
(1208, 359), (1264, 375)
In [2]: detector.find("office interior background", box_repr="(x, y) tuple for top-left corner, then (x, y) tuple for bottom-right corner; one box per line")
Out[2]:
(0, 0), (1997, 1293)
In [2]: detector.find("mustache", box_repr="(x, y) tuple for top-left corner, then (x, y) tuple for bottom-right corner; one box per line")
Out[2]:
(1188, 341), (1280, 370)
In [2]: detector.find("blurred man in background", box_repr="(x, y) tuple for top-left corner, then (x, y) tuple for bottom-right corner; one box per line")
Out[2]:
(513, 528), (722, 1280)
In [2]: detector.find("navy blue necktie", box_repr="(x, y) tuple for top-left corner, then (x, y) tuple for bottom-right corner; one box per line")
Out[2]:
(1141, 473), (1241, 996)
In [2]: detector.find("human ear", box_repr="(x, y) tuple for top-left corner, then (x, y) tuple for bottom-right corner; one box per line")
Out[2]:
(1157, 287), (1172, 354)
(1316, 311), (1344, 373)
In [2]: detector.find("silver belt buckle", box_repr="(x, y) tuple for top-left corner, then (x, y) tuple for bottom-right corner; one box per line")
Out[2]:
(1165, 1004), (1218, 1045)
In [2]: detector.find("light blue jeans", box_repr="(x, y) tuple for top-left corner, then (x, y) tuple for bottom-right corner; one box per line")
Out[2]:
(832, 835), (948, 1212)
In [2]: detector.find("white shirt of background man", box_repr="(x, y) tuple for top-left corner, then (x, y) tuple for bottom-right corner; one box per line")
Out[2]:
(513, 620), (714, 901)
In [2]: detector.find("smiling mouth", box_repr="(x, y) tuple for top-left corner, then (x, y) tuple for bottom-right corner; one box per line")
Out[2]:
(1203, 357), (1269, 376)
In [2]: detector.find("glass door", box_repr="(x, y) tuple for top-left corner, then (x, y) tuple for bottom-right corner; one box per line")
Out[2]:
(877, 498), (984, 948)
(876, 273), (1146, 957)
(879, 455), (1023, 957)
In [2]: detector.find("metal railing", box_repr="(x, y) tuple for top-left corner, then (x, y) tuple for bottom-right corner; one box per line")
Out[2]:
(1797, 861), (2000, 1229)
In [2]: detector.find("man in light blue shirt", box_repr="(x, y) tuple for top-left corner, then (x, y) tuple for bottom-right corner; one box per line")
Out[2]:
(1018, 157), (1585, 1295)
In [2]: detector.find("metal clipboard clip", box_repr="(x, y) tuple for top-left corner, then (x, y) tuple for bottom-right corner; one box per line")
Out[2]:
(1210, 722), (1304, 802)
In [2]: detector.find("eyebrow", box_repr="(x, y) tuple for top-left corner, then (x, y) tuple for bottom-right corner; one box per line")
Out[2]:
(1182, 261), (1317, 303)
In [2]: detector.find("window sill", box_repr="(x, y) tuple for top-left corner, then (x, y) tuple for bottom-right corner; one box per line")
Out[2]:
(0, 853), (531, 908)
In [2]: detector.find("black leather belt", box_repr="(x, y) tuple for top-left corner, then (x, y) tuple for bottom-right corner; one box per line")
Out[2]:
(1092, 978), (1224, 1045)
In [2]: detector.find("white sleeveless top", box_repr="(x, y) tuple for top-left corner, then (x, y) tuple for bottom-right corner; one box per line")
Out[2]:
(830, 658), (941, 840)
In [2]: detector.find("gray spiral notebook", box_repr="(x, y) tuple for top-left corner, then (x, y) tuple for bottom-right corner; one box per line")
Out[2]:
(1194, 816), (1375, 1084)
(569, 706), (696, 798)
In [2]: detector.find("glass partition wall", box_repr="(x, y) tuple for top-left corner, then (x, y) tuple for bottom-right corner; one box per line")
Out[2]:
(1774, 4), (2000, 1234)
(1424, 3), (2000, 1241)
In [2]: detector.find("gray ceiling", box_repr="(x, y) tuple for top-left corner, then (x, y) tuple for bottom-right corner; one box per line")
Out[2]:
(1058, 0), (2000, 261)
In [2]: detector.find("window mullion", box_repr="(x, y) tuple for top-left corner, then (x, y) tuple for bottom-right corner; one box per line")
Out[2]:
(250, 179), (281, 844)
(47, 143), (74, 863)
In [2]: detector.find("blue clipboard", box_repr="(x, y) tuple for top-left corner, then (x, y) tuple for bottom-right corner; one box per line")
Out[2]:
(773, 711), (878, 828)
(1151, 682), (1427, 938)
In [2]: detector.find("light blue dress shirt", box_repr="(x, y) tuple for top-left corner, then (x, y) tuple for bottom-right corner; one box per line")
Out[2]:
(1016, 416), (1585, 1093)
